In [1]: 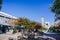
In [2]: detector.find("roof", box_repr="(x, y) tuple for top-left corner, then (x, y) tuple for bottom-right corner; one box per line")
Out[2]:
(0, 11), (17, 19)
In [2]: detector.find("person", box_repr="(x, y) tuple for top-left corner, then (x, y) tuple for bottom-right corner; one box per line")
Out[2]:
(13, 28), (17, 34)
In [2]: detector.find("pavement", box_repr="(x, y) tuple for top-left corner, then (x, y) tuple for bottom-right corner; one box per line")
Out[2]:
(0, 32), (56, 40)
(0, 32), (23, 40)
(0, 34), (9, 40)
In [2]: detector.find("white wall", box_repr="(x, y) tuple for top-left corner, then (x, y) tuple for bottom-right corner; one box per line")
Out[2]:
(0, 16), (11, 25)
(0, 12), (17, 26)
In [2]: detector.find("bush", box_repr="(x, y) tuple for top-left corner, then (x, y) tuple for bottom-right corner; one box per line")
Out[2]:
(43, 27), (48, 30)
(50, 26), (60, 34)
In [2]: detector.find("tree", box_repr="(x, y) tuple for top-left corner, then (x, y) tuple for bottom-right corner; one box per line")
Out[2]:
(29, 21), (36, 29)
(51, 0), (60, 21)
(10, 19), (18, 26)
(0, 0), (2, 10)
(11, 17), (44, 30)
(34, 23), (42, 30)
(16, 17), (31, 29)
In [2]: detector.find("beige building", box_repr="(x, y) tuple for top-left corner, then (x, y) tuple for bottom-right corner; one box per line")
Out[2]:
(54, 22), (59, 27)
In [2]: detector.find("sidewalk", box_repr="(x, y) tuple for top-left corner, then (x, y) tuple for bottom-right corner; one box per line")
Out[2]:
(0, 32), (56, 40)
(0, 34), (9, 40)
(0, 32), (22, 40)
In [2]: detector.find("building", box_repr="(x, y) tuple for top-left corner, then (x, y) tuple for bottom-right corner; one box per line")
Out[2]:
(54, 21), (60, 27)
(54, 22), (59, 27)
(41, 16), (45, 27)
(0, 11), (17, 33)
(40, 16), (51, 33)
(45, 22), (50, 28)
(40, 16), (50, 28)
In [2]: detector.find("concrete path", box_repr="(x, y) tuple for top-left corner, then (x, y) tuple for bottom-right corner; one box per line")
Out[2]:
(0, 32), (57, 40)
(0, 34), (9, 40)
(0, 33), (22, 40)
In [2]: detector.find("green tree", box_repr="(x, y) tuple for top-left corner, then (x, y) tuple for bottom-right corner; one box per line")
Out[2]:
(51, 0), (60, 21)
(11, 17), (43, 30)
(34, 23), (42, 29)
(17, 17), (31, 29)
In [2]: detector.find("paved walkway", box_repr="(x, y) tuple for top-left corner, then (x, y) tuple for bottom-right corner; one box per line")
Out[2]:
(0, 33), (22, 40)
(0, 34), (9, 40)
(0, 33), (56, 40)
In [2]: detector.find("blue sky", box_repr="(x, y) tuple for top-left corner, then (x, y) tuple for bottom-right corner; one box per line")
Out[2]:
(1, 0), (54, 25)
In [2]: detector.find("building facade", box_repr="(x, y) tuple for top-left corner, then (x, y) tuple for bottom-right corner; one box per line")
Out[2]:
(45, 22), (50, 29)
(40, 16), (51, 33)
(0, 12), (17, 33)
